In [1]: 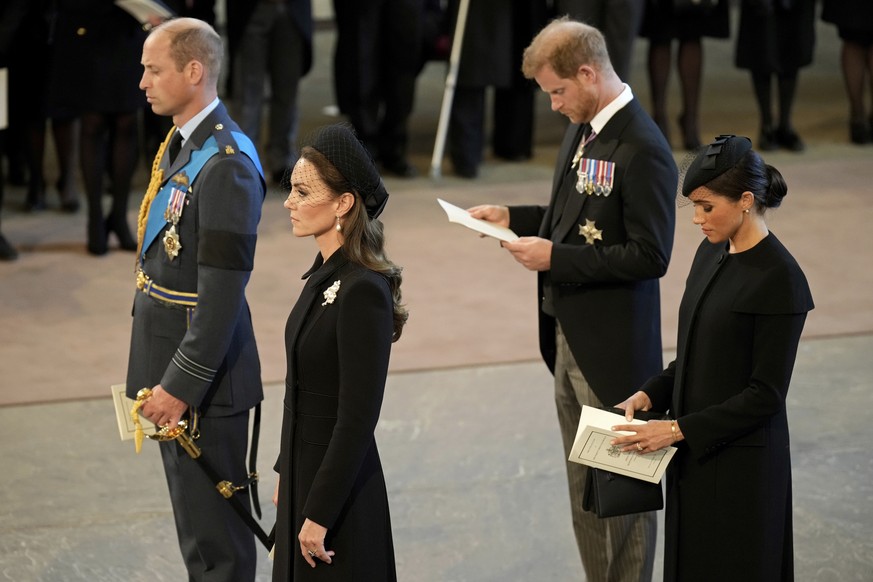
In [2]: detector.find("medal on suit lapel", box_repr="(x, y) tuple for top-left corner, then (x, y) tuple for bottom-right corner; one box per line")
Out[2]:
(576, 158), (615, 197)
(579, 219), (603, 245)
(163, 172), (190, 260)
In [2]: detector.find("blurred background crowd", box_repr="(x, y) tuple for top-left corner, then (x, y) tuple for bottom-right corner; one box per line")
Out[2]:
(0, 0), (870, 262)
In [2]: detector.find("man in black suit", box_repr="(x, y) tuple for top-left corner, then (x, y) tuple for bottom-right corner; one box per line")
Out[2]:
(331, 0), (424, 178)
(129, 18), (265, 581)
(470, 17), (677, 582)
(226, 0), (313, 184)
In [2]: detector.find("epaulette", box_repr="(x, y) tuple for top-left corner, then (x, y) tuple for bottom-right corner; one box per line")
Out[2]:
(210, 123), (241, 158)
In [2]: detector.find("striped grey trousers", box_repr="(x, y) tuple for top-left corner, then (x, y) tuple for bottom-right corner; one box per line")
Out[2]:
(554, 324), (657, 582)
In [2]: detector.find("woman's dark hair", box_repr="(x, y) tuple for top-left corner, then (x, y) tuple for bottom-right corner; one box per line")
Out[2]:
(300, 146), (408, 341)
(706, 150), (788, 212)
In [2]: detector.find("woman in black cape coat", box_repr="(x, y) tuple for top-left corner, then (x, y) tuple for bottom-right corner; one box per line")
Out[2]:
(612, 135), (813, 582)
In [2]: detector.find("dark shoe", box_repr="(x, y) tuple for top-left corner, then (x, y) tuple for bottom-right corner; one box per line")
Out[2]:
(678, 113), (701, 151)
(758, 127), (778, 151)
(58, 178), (81, 213)
(653, 114), (671, 147)
(382, 157), (418, 178)
(850, 121), (871, 145)
(25, 186), (47, 212)
(494, 150), (532, 162)
(106, 218), (137, 251)
(87, 218), (109, 256)
(453, 162), (479, 179)
(0, 234), (18, 261)
(775, 126), (805, 152)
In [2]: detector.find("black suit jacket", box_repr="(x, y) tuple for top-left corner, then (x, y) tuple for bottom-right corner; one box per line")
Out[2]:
(509, 97), (677, 406)
(126, 102), (266, 417)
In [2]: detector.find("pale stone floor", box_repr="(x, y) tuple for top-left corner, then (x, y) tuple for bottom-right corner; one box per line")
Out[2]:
(1, 335), (872, 581)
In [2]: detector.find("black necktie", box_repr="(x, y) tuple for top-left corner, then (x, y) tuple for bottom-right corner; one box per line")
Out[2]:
(167, 130), (183, 165)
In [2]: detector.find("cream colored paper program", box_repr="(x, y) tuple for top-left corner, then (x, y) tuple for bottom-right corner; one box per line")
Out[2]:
(569, 405), (676, 484)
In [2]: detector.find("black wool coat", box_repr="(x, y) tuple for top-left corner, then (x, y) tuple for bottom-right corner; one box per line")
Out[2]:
(272, 250), (397, 581)
(643, 233), (814, 582)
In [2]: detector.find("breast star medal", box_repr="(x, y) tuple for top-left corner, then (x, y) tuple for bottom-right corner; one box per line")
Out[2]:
(579, 219), (603, 245)
(163, 225), (182, 259)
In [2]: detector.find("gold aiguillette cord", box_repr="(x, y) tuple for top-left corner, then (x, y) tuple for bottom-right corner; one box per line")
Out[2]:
(130, 388), (152, 454)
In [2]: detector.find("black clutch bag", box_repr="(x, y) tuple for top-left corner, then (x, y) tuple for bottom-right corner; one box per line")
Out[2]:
(583, 469), (663, 518)
(581, 407), (667, 518)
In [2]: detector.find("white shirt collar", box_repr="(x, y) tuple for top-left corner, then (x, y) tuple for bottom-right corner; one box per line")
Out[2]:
(176, 97), (221, 143)
(589, 84), (633, 135)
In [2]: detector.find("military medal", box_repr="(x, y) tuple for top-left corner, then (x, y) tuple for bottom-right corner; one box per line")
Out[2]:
(163, 173), (189, 260)
(579, 219), (603, 245)
(576, 158), (615, 197)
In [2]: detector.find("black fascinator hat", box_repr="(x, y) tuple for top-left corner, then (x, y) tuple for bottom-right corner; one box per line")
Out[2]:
(308, 123), (389, 219)
(681, 135), (753, 197)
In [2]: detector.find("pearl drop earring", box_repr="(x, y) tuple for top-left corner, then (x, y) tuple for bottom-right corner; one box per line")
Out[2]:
(335, 217), (342, 232)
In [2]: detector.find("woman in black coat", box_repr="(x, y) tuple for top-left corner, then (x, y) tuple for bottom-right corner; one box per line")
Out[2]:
(271, 123), (408, 581)
(821, 0), (873, 143)
(735, 0), (816, 152)
(639, 0), (731, 150)
(612, 135), (814, 581)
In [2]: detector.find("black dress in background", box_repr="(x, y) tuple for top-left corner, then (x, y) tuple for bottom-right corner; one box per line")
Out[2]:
(639, 0), (730, 42)
(735, 0), (816, 74)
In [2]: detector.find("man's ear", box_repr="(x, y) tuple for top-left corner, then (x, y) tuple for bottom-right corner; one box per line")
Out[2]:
(186, 60), (204, 85)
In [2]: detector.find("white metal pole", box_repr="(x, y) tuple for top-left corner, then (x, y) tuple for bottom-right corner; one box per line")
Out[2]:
(430, 0), (470, 180)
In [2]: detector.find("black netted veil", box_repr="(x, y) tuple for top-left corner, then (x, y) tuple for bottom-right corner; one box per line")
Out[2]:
(305, 122), (389, 219)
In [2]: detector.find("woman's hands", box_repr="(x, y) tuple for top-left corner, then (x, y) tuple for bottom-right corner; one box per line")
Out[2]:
(611, 391), (682, 453)
(610, 419), (679, 454)
(299, 518), (334, 567)
(274, 480), (336, 567)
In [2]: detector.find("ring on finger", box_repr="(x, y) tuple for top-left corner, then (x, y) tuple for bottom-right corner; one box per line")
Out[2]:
(636, 442), (643, 451)
(307, 549), (316, 557)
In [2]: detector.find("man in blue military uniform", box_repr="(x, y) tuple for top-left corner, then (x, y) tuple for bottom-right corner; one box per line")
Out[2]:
(127, 17), (266, 581)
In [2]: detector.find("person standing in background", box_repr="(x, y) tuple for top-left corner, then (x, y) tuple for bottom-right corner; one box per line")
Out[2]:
(49, 0), (147, 255)
(555, 0), (645, 83)
(447, 0), (549, 178)
(226, 0), (313, 186)
(639, 0), (731, 150)
(130, 18), (266, 581)
(1, 0), (80, 214)
(469, 18), (676, 581)
(821, 0), (873, 144)
(331, 0), (425, 178)
(736, 0), (816, 152)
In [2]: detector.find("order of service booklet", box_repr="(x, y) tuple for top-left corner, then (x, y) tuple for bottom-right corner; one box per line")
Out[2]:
(568, 405), (676, 484)
(437, 198), (519, 242)
(111, 383), (157, 441)
(115, 0), (174, 25)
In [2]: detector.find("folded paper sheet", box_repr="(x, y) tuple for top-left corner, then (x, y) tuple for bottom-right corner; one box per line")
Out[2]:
(437, 198), (519, 242)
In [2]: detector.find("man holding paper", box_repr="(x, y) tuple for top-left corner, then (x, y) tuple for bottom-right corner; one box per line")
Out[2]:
(469, 17), (676, 582)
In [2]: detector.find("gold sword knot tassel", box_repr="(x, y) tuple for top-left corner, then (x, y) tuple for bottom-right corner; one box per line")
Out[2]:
(130, 388), (153, 454)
